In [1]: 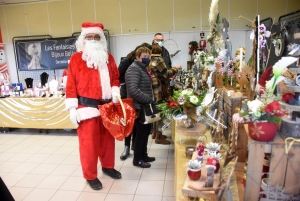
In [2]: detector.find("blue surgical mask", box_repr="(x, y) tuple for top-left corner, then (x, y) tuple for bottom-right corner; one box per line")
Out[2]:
(158, 41), (163, 47)
(141, 58), (150, 66)
(86, 40), (99, 44)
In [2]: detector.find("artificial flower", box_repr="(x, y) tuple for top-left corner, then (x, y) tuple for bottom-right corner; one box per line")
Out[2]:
(247, 99), (263, 113)
(190, 96), (199, 104)
(259, 24), (266, 33)
(265, 101), (281, 113)
(265, 31), (271, 37)
(238, 89), (285, 125)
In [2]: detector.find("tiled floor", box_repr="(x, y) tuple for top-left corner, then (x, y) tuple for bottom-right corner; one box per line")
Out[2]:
(0, 128), (175, 201)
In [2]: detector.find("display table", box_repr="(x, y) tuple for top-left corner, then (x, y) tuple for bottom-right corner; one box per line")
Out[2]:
(182, 152), (220, 200)
(173, 121), (241, 201)
(0, 97), (75, 129)
(176, 123), (207, 143)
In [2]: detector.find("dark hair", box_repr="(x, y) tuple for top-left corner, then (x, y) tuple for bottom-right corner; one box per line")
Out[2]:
(127, 43), (152, 59)
(151, 43), (162, 54)
(154, 33), (163, 37)
(135, 47), (151, 58)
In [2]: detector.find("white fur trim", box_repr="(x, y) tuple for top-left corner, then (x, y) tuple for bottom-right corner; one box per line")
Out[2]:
(111, 86), (120, 94)
(65, 98), (78, 110)
(77, 107), (100, 121)
(99, 67), (111, 99)
(81, 27), (103, 36)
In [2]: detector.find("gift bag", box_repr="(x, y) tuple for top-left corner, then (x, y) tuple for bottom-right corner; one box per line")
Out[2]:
(99, 98), (136, 141)
(139, 103), (161, 124)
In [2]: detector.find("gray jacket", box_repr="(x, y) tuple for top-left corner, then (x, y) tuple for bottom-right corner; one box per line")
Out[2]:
(125, 60), (154, 110)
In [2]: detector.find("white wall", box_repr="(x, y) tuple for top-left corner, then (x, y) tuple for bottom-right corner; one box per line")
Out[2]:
(4, 30), (252, 84)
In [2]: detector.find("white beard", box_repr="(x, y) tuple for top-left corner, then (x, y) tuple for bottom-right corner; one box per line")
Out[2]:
(82, 40), (108, 69)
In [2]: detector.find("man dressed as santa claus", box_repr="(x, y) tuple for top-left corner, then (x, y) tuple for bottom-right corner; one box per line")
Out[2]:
(65, 22), (121, 190)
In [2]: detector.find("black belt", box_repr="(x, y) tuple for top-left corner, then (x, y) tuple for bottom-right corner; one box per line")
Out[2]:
(78, 96), (111, 108)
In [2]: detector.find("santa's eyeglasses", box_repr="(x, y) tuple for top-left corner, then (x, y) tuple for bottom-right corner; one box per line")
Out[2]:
(85, 34), (101, 41)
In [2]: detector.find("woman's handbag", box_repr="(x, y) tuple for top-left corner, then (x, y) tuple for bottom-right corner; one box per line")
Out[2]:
(139, 102), (161, 124)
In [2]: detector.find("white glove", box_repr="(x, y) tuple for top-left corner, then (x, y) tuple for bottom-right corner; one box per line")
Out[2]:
(112, 92), (120, 103)
(69, 107), (80, 128)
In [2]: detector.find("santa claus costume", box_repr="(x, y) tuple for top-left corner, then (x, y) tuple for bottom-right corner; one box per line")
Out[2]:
(65, 22), (121, 190)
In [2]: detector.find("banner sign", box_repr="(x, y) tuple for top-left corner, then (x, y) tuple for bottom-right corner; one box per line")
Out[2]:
(15, 37), (77, 71)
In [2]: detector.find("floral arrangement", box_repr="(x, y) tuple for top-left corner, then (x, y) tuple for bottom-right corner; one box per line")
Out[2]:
(189, 41), (199, 55)
(187, 159), (202, 170)
(157, 88), (207, 118)
(237, 89), (285, 124)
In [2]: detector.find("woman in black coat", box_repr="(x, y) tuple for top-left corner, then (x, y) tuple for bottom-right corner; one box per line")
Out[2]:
(125, 46), (155, 168)
(118, 43), (152, 160)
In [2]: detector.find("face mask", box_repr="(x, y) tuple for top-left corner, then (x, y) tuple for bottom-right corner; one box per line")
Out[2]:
(86, 40), (99, 44)
(141, 58), (150, 66)
(157, 41), (163, 47)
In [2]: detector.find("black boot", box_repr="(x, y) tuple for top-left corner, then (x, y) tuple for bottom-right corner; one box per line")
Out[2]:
(120, 146), (130, 160)
(87, 178), (102, 190)
(102, 168), (122, 179)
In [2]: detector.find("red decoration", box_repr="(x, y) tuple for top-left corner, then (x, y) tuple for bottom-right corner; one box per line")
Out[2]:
(248, 122), (279, 142)
(187, 169), (201, 181)
(282, 93), (294, 103)
(214, 161), (220, 174)
(98, 98), (136, 141)
(265, 101), (281, 113)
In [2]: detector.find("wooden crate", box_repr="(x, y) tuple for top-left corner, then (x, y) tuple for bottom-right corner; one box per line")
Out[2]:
(244, 133), (300, 200)
(216, 88), (244, 140)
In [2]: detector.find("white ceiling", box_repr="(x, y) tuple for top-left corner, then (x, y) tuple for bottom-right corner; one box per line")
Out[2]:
(0, 0), (63, 6)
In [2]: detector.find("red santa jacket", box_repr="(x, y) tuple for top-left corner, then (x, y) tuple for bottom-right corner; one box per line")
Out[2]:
(65, 52), (120, 120)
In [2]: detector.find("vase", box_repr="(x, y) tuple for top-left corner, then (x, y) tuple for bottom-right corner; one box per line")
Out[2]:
(179, 117), (196, 128)
(187, 168), (201, 181)
(248, 122), (279, 142)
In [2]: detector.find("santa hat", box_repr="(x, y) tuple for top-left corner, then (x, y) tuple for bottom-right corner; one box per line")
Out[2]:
(206, 157), (217, 170)
(81, 22), (104, 36)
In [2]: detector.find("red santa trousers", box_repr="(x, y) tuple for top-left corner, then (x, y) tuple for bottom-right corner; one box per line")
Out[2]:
(77, 116), (115, 180)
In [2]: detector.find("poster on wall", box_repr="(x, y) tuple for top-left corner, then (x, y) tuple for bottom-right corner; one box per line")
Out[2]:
(15, 37), (77, 71)
(0, 28), (10, 81)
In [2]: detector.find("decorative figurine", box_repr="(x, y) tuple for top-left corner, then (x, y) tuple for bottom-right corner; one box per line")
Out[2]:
(199, 32), (206, 51)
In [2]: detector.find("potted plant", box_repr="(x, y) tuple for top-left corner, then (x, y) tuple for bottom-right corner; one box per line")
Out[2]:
(187, 159), (202, 180)
(206, 152), (222, 173)
(206, 142), (221, 153)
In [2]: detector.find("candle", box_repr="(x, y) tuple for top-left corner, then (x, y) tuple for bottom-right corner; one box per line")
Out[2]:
(239, 47), (243, 72)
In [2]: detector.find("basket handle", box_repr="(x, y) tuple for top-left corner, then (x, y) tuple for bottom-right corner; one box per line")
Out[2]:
(117, 95), (126, 126)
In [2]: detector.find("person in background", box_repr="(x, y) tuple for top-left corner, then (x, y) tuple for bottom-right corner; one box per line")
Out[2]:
(125, 46), (155, 168)
(118, 43), (152, 161)
(65, 22), (121, 190)
(148, 44), (181, 144)
(153, 33), (172, 69)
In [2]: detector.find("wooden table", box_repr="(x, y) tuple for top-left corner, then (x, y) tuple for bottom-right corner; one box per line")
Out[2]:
(182, 152), (220, 201)
(176, 123), (207, 143)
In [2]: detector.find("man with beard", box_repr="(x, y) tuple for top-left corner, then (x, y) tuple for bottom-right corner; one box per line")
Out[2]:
(65, 22), (121, 190)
